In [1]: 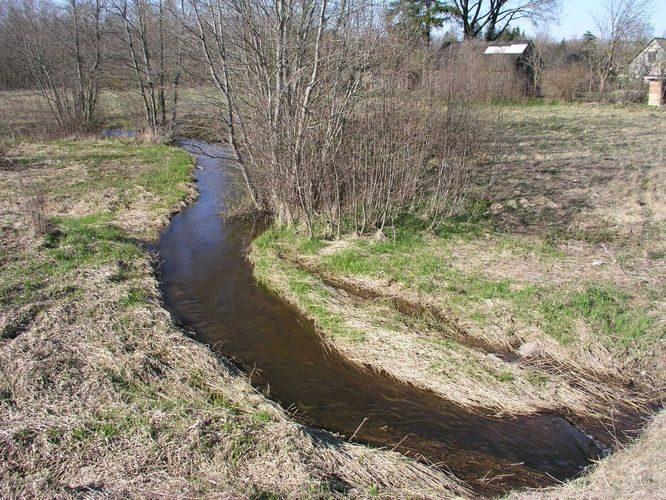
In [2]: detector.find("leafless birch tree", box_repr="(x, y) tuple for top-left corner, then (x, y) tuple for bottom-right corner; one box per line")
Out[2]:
(8, 0), (105, 131)
(109, 0), (185, 131)
(184, 0), (482, 236)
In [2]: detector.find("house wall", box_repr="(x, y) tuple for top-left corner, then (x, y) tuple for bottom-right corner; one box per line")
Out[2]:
(648, 80), (665, 107)
(630, 40), (666, 79)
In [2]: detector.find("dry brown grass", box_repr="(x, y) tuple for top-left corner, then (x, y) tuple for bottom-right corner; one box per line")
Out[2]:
(0, 88), (224, 140)
(0, 258), (466, 497)
(490, 104), (666, 242)
(0, 139), (468, 497)
(0, 91), (57, 139)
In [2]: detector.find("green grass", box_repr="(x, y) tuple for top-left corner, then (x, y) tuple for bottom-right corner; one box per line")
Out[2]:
(539, 285), (656, 345)
(23, 140), (192, 211)
(0, 213), (143, 307)
(283, 267), (365, 342)
(208, 392), (242, 414)
(252, 410), (272, 423)
(494, 370), (514, 382)
(0, 139), (192, 309)
(71, 412), (155, 442)
(526, 370), (548, 386)
(121, 288), (147, 308)
(255, 216), (658, 351)
(490, 97), (563, 107)
(49, 213), (142, 266)
(496, 235), (564, 258)
(253, 233), (366, 343)
(227, 434), (255, 464)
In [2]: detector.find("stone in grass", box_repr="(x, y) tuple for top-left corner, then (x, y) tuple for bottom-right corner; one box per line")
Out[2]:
(517, 342), (540, 358)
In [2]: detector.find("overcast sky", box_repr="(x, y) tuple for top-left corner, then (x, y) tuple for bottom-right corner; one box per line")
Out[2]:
(521, 0), (666, 40)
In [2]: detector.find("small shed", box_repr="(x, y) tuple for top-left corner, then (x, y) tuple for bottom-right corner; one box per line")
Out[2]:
(436, 40), (539, 97)
(630, 38), (666, 107)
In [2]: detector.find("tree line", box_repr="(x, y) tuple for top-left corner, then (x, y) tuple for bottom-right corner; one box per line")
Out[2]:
(0, 0), (487, 236)
(0, 0), (656, 236)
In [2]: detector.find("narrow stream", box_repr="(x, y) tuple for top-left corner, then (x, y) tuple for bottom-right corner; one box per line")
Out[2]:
(155, 140), (603, 495)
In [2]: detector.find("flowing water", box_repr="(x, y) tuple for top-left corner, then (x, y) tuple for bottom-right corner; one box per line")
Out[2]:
(154, 139), (603, 495)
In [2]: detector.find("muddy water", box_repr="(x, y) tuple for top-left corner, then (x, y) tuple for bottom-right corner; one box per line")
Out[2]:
(155, 140), (603, 495)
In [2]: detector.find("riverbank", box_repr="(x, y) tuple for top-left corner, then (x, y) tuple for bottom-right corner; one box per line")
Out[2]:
(250, 104), (666, 493)
(512, 410), (666, 498)
(0, 138), (466, 497)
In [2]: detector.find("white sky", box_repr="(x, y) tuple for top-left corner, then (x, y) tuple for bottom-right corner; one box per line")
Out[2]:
(522, 0), (666, 40)
(440, 0), (666, 41)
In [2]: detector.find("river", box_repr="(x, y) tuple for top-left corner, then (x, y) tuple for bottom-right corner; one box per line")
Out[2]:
(154, 139), (603, 496)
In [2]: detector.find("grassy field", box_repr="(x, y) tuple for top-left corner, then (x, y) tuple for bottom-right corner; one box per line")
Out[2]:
(252, 103), (666, 494)
(0, 89), (223, 141)
(0, 138), (465, 497)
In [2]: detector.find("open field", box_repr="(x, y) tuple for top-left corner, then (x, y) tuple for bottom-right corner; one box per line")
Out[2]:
(0, 138), (466, 497)
(0, 89), (224, 141)
(251, 103), (666, 493)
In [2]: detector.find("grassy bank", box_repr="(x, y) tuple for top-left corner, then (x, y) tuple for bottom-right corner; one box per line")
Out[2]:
(252, 222), (661, 420)
(511, 410), (666, 499)
(0, 138), (465, 497)
(251, 103), (666, 492)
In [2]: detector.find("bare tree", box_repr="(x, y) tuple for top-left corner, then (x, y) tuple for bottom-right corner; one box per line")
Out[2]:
(520, 34), (568, 95)
(109, 0), (185, 132)
(183, 0), (379, 231)
(451, 0), (560, 41)
(8, 0), (106, 131)
(594, 0), (654, 95)
(183, 0), (483, 236)
(0, 0), (486, 236)
(544, 61), (587, 101)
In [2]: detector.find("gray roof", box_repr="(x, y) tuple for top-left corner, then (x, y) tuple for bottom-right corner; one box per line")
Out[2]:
(634, 38), (666, 58)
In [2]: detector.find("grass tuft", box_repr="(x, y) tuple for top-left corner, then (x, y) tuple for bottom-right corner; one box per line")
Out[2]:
(539, 285), (655, 345)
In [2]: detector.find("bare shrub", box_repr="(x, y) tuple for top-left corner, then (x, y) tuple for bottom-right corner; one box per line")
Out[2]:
(543, 63), (588, 101)
(21, 179), (49, 236)
(335, 94), (434, 235)
(187, 1), (485, 237)
(607, 88), (645, 104)
(108, 0), (187, 132)
(3, 0), (488, 237)
(4, 0), (105, 133)
(136, 126), (174, 144)
(436, 42), (526, 102)
(0, 91), (74, 140)
(594, 0), (654, 95)
(428, 103), (481, 226)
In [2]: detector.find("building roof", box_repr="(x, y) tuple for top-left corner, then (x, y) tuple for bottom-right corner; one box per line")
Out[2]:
(632, 38), (666, 61)
(436, 39), (534, 67)
(482, 40), (532, 55)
